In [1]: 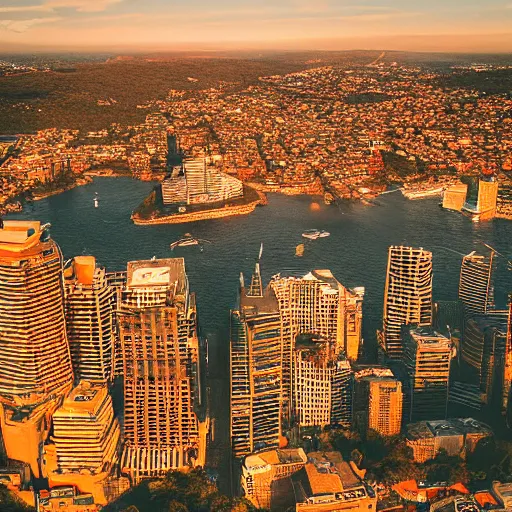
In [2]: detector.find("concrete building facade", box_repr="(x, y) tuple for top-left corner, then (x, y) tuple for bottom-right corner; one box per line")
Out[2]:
(117, 259), (207, 483)
(0, 220), (74, 477)
(230, 262), (283, 458)
(381, 246), (433, 360)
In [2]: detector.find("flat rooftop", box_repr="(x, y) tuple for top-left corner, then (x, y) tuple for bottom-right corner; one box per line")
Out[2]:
(240, 285), (279, 315)
(407, 418), (493, 440)
(0, 220), (41, 244)
(126, 258), (186, 292)
(53, 381), (108, 418)
(408, 327), (452, 348)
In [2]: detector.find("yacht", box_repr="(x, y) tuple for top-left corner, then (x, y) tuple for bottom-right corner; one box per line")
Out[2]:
(302, 229), (330, 240)
(170, 233), (211, 250)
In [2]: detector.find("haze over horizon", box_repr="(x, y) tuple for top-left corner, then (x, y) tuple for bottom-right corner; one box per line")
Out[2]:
(0, 0), (511, 53)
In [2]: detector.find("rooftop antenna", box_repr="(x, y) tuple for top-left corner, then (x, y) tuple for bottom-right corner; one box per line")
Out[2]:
(247, 243), (264, 297)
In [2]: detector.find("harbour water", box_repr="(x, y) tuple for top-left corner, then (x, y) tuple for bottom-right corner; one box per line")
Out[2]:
(8, 177), (512, 483)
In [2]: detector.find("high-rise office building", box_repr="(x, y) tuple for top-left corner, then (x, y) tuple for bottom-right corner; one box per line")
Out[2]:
(381, 246), (433, 359)
(459, 250), (495, 316)
(462, 315), (508, 406)
(462, 177), (499, 222)
(270, 270), (364, 417)
(353, 367), (403, 436)
(293, 340), (352, 428)
(230, 262), (283, 458)
(402, 326), (452, 422)
(117, 259), (207, 483)
(0, 221), (73, 476)
(64, 256), (116, 383)
(43, 381), (121, 505)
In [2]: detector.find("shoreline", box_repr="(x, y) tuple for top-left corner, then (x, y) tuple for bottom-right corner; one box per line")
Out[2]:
(31, 177), (92, 201)
(131, 190), (266, 225)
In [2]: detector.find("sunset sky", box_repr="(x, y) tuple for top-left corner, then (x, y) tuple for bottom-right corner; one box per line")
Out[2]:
(0, 0), (511, 52)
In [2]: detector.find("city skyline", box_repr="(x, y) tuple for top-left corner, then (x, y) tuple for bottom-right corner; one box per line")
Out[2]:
(0, 0), (512, 52)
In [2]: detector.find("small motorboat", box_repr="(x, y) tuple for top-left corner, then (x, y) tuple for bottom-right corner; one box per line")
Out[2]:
(302, 229), (330, 240)
(94, 192), (99, 208)
(170, 233), (211, 251)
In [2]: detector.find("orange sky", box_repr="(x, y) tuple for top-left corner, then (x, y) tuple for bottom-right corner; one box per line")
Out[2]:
(0, 0), (511, 52)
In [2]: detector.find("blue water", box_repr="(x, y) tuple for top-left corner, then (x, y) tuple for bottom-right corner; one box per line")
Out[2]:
(8, 177), (512, 481)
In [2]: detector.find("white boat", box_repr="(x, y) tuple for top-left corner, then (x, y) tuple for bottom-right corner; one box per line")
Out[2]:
(302, 229), (330, 240)
(93, 198), (99, 208)
(170, 233), (211, 250)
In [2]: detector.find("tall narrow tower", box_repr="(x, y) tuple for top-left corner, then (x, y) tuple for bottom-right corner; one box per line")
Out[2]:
(403, 326), (451, 422)
(459, 250), (495, 316)
(64, 256), (116, 383)
(381, 246), (433, 359)
(118, 258), (207, 483)
(0, 220), (73, 476)
(230, 254), (283, 458)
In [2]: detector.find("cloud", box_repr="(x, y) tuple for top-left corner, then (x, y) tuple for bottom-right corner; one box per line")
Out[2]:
(0, 0), (124, 13)
(0, 16), (61, 32)
(44, 0), (124, 12)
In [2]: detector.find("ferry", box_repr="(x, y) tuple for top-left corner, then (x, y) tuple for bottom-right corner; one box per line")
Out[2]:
(302, 229), (330, 240)
(170, 233), (211, 251)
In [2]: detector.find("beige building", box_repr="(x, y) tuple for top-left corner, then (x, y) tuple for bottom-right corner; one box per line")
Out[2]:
(403, 326), (452, 422)
(406, 418), (493, 463)
(291, 452), (377, 511)
(241, 448), (307, 510)
(117, 259), (208, 483)
(230, 262), (283, 458)
(270, 270), (363, 420)
(442, 183), (468, 211)
(64, 256), (116, 383)
(380, 246), (433, 360)
(353, 367), (403, 436)
(43, 381), (121, 506)
(462, 178), (499, 221)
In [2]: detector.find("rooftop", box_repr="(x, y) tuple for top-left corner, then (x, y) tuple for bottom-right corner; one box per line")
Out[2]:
(53, 381), (108, 418)
(126, 258), (186, 293)
(407, 418), (493, 440)
(408, 326), (452, 349)
(240, 285), (279, 315)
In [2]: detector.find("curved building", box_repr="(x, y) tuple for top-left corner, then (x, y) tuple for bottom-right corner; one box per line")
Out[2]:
(381, 246), (433, 359)
(0, 220), (73, 476)
(459, 250), (495, 316)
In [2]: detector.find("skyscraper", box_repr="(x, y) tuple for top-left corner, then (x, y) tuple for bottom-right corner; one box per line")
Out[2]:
(381, 246), (433, 359)
(402, 326), (451, 422)
(64, 256), (116, 383)
(270, 270), (364, 416)
(459, 250), (495, 316)
(117, 258), (207, 482)
(353, 367), (403, 437)
(0, 220), (73, 476)
(230, 261), (283, 458)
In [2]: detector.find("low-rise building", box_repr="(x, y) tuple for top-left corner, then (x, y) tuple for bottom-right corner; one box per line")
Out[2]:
(291, 451), (377, 511)
(406, 418), (493, 462)
(241, 448), (307, 510)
